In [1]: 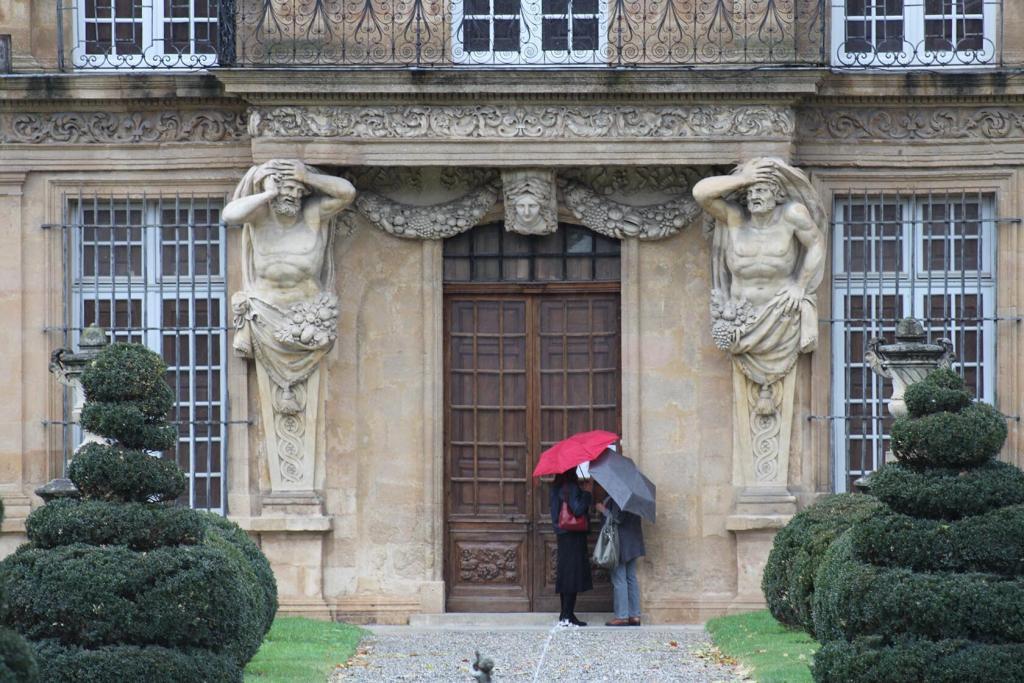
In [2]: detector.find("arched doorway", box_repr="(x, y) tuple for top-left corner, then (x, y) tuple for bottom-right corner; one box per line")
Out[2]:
(443, 223), (620, 612)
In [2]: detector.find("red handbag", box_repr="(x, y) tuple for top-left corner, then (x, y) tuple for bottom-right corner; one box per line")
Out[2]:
(557, 487), (589, 532)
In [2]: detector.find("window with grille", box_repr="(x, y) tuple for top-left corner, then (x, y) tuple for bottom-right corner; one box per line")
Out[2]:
(72, 0), (219, 68)
(60, 195), (228, 512)
(443, 223), (620, 282)
(452, 0), (606, 65)
(830, 0), (997, 67)
(831, 191), (996, 491)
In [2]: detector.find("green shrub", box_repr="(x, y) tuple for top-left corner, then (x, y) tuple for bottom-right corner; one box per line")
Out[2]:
(199, 512), (277, 637)
(68, 443), (185, 502)
(813, 534), (1024, 645)
(31, 640), (240, 683)
(80, 343), (175, 408)
(26, 500), (203, 551)
(903, 368), (972, 417)
(813, 637), (1024, 683)
(0, 629), (38, 683)
(762, 494), (884, 635)
(870, 460), (1024, 520)
(890, 402), (1007, 468)
(78, 403), (178, 451)
(0, 544), (252, 652)
(850, 505), (1024, 575)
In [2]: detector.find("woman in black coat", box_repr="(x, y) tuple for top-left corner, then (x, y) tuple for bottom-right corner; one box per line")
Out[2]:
(549, 470), (593, 626)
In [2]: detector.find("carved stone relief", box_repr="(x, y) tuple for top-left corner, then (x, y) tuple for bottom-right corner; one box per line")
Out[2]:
(0, 110), (248, 144)
(250, 105), (795, 140)
(694, 158), (827, 500)
(798, 107), (1024, 141)
(502, 169), (558, 235)
(341, 181), (500, 240)
(225, 159), (356, 494)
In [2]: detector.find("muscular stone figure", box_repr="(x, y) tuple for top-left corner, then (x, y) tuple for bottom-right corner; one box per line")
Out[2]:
(225, 160), (355, 490)
(693, 158), (825, 414)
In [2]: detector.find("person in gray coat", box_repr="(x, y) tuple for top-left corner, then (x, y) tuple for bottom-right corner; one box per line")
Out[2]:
(596, 497), (645, 626)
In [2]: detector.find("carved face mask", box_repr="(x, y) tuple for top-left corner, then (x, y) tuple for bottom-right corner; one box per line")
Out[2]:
(746, 182), (779, 215)
(514, 196), (541, 227)
(270, 179), (307, 217)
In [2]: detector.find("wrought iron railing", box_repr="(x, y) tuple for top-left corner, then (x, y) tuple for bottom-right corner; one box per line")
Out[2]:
(59, 0), (827, 69)
(54, 0), (1010, 70)
(828, 0), (1002, 69)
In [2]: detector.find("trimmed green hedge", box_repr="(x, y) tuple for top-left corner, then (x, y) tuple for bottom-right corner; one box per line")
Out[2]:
(813, 534), (1024, 645)
(0, 544), (252, 653)
(31, 640), (240, 683)
(903, 369), (973, 417)
(890, 402), (1007, 468)
(813, 637), (1024, 683)
(199, 512), (277, 638)
(80, 343), (175, 408)
(849, 505), (1024, 575)
(26, 499), (203, 551)
(79, 403), (178, 452)
(762, 494), (884, 636)
(197, 515), (277, 664)
(68, 444), (185, 503)
(869, 460), (1024, 520)
(0, 627), (37, 683)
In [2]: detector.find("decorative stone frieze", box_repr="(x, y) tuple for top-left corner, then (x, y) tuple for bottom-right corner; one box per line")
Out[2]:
(694, 158), (827, 504)
(249, 105), (795, 140)
(798, 107), (1024, 141)
(225, 159), (356, 495)
(502, 169), (558, 236)
(0, 110), (248, 144)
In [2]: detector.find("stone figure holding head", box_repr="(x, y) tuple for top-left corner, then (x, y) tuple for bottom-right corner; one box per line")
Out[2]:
(693, 158), (825, 490)
(224, 159), (355, 492)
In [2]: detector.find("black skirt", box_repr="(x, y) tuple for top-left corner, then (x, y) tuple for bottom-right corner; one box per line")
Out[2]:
(555, 532), (593, 594)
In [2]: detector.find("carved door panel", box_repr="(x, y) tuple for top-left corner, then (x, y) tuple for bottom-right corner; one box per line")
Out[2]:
(444, 292), (619, 612)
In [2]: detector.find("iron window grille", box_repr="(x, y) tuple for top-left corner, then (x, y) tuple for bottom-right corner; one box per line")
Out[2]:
(830, 190), (997, 492)
(443, 223), (621, 283)
(830, 0), (999, 68)
(452, 0), (606, 65)
(53, 193), (229, 513)
(61, 0), (221, 69)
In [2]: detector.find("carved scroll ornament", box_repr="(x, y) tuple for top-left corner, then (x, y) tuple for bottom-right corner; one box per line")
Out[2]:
(0, 110), (248, 144)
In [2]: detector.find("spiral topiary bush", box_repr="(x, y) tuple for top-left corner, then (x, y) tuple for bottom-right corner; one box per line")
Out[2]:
(0, 496), (39, 683)
(812, 368), (1022, 683)
(0, 343), (276, 682)
(761, 493), (885, 636)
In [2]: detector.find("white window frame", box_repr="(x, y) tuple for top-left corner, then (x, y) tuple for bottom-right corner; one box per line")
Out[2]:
(830, 0), (998, 68)
(452, 0), (607, 65)
(831, 193), (997, 492)
(69, 199), (228, 512)
(72, 0), (218, 69)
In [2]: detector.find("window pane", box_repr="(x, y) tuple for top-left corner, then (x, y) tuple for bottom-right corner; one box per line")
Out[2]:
(463, 19), (492, 52)
(493, 19), (520, 51)
(572, 18), (598, 50)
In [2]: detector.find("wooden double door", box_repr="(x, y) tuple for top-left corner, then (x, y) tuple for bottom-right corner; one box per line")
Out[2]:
(444, 286), (620, 612)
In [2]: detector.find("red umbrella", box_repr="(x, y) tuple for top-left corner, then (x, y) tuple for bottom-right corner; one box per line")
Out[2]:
(532, 430), (619, 478)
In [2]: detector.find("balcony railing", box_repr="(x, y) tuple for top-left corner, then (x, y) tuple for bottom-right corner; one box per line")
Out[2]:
(58, 0), (827, 69)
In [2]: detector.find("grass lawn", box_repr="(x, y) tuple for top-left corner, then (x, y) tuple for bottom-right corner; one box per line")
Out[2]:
(245, 617), (366, 682)
(706, 610), (818, 683)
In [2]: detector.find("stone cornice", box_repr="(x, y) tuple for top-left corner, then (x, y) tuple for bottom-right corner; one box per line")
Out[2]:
(250, 104), (795, 140)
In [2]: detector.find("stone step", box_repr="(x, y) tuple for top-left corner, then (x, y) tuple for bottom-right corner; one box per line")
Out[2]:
(404, 613), (707, 630)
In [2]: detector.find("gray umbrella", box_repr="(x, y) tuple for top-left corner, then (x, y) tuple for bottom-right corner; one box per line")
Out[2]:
(589, 449), (656, 523)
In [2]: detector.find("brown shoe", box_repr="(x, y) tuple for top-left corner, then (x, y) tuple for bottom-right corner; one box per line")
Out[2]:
(605, 618), (630, 626)
(628, 617), (641, 626)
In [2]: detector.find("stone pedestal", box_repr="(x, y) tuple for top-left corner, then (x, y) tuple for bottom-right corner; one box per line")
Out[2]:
(234, 514), (334, 620)
(726, 513), (791, 607)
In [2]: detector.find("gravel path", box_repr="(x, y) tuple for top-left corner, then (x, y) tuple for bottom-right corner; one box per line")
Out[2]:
(331, 624), (743, 682)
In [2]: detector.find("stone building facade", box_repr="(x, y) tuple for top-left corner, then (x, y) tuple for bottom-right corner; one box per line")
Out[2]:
(0, 0), (1022, 623)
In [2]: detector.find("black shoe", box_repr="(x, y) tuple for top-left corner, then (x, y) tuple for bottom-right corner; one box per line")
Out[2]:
(569, 616), (587, 627)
